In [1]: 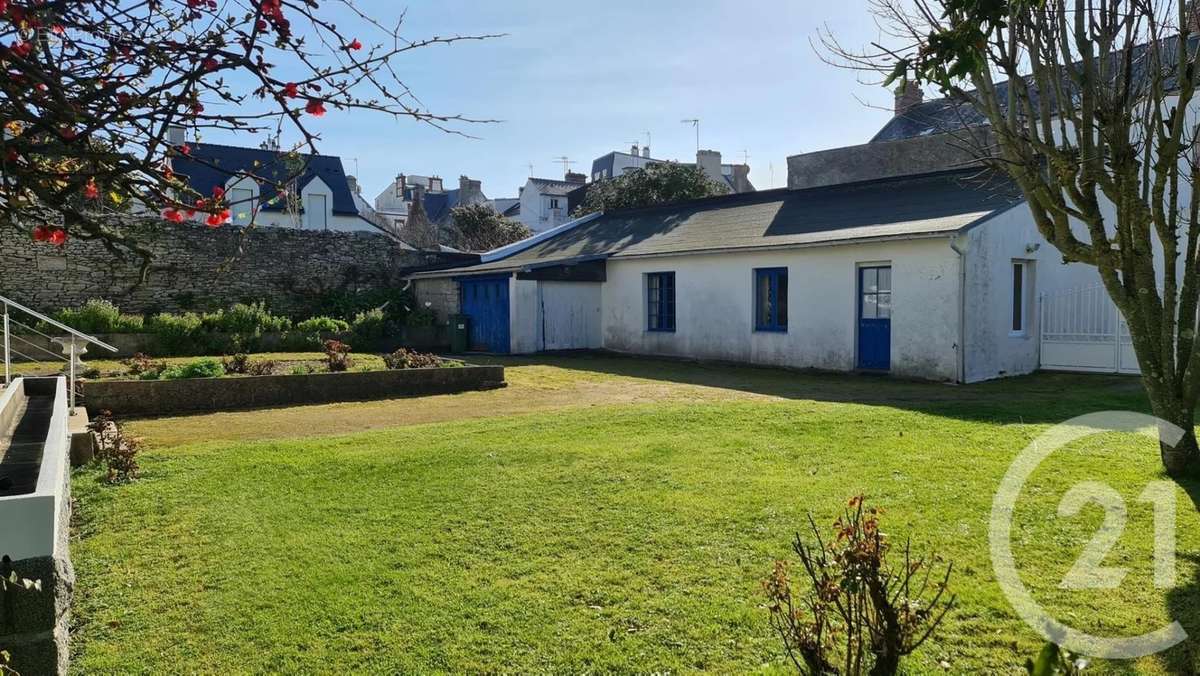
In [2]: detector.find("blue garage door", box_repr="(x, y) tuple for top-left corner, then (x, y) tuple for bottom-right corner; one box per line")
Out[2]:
(459, 276), (510, 353)
(857, 266), (891, 370)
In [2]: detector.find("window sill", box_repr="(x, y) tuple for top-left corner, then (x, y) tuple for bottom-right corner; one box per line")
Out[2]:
(754, 327), (788, 333)
(1008, 330), (1029, 339)
(647, 328), (676, 333)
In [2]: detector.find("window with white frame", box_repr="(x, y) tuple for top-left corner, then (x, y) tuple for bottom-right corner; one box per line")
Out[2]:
(306, 193), (328, 230)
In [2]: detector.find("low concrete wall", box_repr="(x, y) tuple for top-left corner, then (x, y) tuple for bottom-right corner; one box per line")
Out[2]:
(0, 377), (74, 675)
(82, 365), (505, 416)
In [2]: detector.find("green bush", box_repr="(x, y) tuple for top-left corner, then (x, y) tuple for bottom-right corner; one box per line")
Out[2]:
(350, 308), (387, 340)
(201, 302), (291, 334)
(158, 358), (225, 380)
(405, 305), (436, 328)
(295, 316), (350, 334)
(49, 299), (144, 334)
(146, 312), (203, 355)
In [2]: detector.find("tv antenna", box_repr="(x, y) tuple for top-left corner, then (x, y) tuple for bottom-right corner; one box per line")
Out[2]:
(741, 149), (750, 165)
(552, 156), (576, 175)
(681, 118), (700, 153)
(527, 161), (534, 177)
(645, 131), (652, 151)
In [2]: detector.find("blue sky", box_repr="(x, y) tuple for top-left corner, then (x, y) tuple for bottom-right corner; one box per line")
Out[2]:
(211, 1), (895, 201)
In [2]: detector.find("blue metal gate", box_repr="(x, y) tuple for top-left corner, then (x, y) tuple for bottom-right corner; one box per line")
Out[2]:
(857, 266), (891, 370)
(459, 276), (510, 353)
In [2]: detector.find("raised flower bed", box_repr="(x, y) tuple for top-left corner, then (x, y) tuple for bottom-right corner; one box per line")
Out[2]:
(81, 363), (505, 416)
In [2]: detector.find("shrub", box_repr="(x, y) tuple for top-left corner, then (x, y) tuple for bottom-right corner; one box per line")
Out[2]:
(405, 305), (437, 328)
(49, 299), (144, 334)
(763, 496), (954, 676)
(146, 312), (203, 355)
(158, 358), (225, 380)
(288, 364), (313, 375)
(382, 348), (442, 369)
(350, 308), (387, 341)
(322, 339), (353, 372)
(88, 410), (140, 484)
(201, 301), (291, 335)
(123, 352), (168, 379)
(295, 316), (350, 334)
(222, 353), (251, 375)
(1026, 643), (1089, 675)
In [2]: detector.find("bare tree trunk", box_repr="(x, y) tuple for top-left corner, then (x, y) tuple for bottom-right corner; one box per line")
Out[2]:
(1145, 383), (1200, 477)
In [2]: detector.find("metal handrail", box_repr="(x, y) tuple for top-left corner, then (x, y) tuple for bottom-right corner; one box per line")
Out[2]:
(3, 295), (119, 414)
(1, 295), (118, 352)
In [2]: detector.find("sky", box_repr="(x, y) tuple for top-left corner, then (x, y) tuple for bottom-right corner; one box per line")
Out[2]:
(207, 1), (898, 201)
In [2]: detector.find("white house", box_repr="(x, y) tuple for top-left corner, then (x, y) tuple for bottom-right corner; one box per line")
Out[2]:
(516, 174), (587, 233)
(172, 142), (379, 232)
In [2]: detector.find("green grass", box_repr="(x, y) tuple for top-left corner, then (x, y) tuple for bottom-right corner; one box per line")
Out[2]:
(67, 357), (1200, 673)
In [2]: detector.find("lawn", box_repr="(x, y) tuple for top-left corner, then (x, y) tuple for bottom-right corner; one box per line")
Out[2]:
(67, 356), (1200, 674)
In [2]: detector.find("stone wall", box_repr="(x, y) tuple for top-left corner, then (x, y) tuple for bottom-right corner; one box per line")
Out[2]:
(412, 278), (460, 322)
(0, 221), (475, 316)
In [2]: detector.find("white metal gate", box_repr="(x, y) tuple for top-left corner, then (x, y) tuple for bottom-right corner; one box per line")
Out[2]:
(1039, 285), (1141, 374)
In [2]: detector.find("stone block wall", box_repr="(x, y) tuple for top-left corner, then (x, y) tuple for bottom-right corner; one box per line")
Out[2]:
(0, 221), (474, 317)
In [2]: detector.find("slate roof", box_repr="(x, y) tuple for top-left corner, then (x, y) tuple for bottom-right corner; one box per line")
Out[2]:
(172, 143), (360, 215)
(873, 35), (1199, 142)
(528, 177), (586, 196)
(412, 169), (1025, 277)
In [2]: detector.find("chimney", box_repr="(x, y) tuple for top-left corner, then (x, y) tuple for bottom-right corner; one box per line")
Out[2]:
(894, 81), (923, 116)
(429, 176), (444, 193)
(167, 125), (186, 146)
(731, 164), (750, 193)
(631, 143), (639, 156)
(565, 171), (586, 184)
(346, 175), (359, 195)
(642, 146), (650, 158)
(395, 173), (406, 198)
(696, 149), (722, 184)
(459, 174), (482, 195)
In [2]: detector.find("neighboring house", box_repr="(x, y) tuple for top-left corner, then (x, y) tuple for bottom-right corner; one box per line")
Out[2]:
(408, 86), (1134, 382)
(516, 174), (587, 233)
(491, 198), (521, 219)
(591, 144), (755, 193)
(172, 141), (378, 233)
(373, 174), (490, 233)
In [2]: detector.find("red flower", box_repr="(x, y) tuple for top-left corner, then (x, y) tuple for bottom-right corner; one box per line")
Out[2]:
(48, 229), (67, 246)
(83, 178), (99, 200)
(202, 57), (219, 71)
(178, 143), (191, 156)
(32, 225), (49, 241)
(346, 39), (362, 51)
(283, 82), (299, 98)
(305, 98), (326, 117)
(162, 209), (186, 223)
(212, 186), (225, 200)
(116, 92), (132, 107)
(205, 209), (231, 228)
(10, 41), (32, 59)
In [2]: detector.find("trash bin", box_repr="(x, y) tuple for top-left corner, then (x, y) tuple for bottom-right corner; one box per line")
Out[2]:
(448, 314), (469, 353)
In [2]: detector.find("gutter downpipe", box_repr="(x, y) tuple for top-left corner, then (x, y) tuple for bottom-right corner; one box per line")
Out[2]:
(949, 235), (967, 384)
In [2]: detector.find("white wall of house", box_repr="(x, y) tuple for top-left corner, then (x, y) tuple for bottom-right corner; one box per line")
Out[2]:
(598, 239), (963, 381)
(517, 179), (572, 234)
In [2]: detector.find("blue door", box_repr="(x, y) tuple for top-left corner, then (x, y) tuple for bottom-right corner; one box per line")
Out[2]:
(857, 266), (891, 370)
(459, 276), (510, 353)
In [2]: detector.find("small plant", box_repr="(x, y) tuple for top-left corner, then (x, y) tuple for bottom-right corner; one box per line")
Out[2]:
(322, 339), (353, 372)
(763, 496), (954, 675)
(246, 360), (277, 376)
(222, 353), (251, 375)
(1026, 643), (1088, 675)
(158, 358), (225, 380)
(383, 347), (442, 369)
(288, 364), (313, 375)
(123, 352), (168, 379)
(350, 308), (387, 341)
(88, 410), (140, 484)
